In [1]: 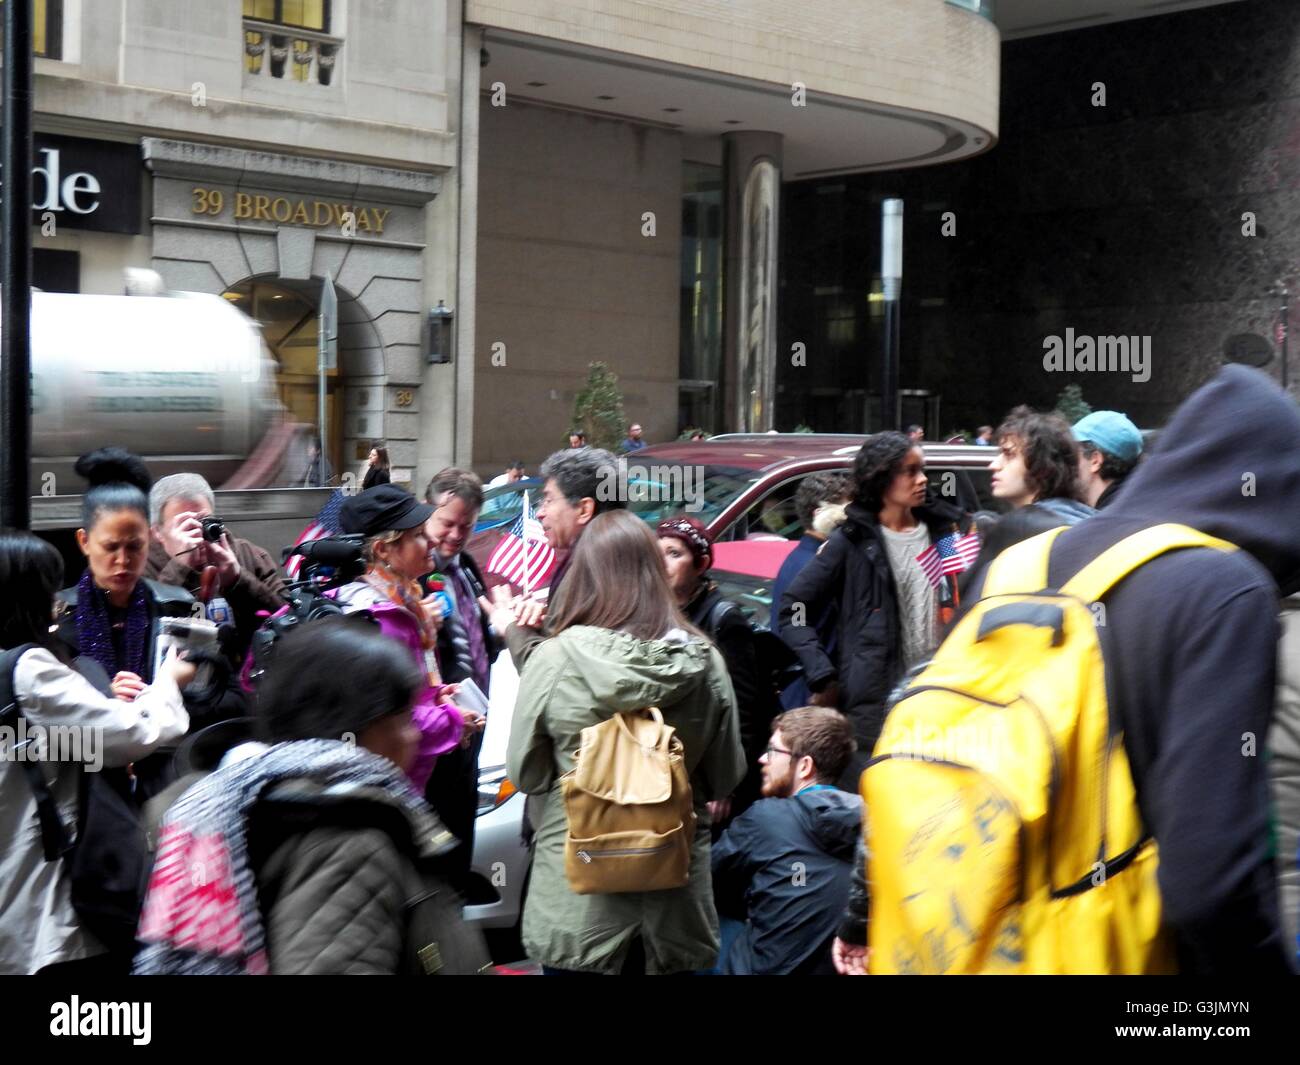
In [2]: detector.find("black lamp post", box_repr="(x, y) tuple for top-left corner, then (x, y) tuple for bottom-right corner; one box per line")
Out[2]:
(1, 0), (34, 529)
(878, 198), (904, 432)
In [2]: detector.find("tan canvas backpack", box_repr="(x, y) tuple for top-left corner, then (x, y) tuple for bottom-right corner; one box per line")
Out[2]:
(561, 707), (695, 894)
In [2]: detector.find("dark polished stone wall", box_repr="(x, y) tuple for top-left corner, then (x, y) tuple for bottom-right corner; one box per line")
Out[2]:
(777, 0), (1300, 434)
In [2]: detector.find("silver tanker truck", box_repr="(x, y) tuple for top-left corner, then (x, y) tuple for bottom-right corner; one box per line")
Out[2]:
(15, 288), (335, 559)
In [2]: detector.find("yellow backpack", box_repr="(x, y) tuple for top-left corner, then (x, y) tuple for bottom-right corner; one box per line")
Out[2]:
(863, 523), (1236, 974)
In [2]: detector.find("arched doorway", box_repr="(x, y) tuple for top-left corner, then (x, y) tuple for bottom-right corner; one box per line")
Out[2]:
(223, 275), (385, 486)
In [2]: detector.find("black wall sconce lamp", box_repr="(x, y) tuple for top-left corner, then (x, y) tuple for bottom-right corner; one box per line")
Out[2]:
(427, 300), (454, 364)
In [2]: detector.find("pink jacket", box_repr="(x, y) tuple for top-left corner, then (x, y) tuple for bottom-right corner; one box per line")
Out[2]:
(329, 581), (464, 793)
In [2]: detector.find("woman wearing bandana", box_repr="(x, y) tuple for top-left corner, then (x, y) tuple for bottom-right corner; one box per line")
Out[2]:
(332, 485), (485, 794)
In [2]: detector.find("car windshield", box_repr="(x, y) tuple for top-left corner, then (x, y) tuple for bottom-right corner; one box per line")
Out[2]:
(476, 465), (764, 531)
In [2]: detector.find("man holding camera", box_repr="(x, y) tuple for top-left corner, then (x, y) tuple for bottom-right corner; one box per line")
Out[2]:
(146, 473), (288, 662)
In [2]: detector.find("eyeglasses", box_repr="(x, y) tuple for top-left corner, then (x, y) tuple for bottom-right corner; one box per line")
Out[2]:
(764, 744), (796, 759)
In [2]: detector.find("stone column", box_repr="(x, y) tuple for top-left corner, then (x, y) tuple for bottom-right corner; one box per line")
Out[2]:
(723, 131), (783, 433)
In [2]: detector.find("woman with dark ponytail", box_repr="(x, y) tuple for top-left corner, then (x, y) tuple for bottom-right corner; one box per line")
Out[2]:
(54, 450), (201, 797)
(57, 450), (191, 690)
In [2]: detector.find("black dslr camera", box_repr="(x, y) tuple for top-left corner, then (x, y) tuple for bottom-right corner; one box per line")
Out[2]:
(200, 516), (227, 542)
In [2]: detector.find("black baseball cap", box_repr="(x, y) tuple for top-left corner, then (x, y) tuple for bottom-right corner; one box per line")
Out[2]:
(339, 484), (433, 536)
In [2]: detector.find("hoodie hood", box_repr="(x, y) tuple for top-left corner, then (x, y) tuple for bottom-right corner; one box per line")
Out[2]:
(795, 788), (863, 859)
(1035, 497), (1096, 524)
(1103, 365), (1300, 595)
(555, 625), (718, 711)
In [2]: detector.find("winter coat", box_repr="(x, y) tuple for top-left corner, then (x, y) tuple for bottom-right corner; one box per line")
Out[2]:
(432, 550), (501, 691)
(838, 834), (870, 946)
(686, 583), (776, 814)
(1271, 596), (1300, 963)
(961, 496), (1095, 598)
(330, 581), (464, 794)
(55, 578), (196, 684)
(967, 365), (1300, 973)
(248, 778), (488, 975)
(507, 624), (745, 973)
(777, 501), (961, 757)
(0, 646), (188, 974)
(772, 534), (837, 709)
(362, 466), (392, 491)
(145, 534), (287, 662)
(139, 740), (489, 976)
(711, 787), (863, 974)
(1095, 476), (1129, 510)
(54, 578), (204, 801)
(425, 551), (502, 886)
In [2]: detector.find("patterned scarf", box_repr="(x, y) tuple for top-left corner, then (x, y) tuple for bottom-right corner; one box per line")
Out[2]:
(75, 569), (150, 680)
(134, 738), (456, 975)
(363, 562), (441, 684)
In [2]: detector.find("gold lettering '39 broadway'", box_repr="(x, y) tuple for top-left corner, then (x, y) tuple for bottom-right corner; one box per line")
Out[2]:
(190, 186), (391, 234)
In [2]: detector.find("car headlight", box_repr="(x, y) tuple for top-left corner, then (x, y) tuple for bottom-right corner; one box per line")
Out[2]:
(476, 765), (517, 816)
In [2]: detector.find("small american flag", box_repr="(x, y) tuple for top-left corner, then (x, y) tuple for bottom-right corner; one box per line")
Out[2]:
(486, 493), (555, 591)
(284, 489), (347, 579)
(915, 529), (981, 588)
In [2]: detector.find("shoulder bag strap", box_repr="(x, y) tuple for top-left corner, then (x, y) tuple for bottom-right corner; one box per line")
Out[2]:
(0, 644), (75, 861)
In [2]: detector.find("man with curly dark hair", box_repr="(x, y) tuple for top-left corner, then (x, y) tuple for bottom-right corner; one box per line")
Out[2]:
(777, 432), (969, 784)
(962, 406), (1095, 591)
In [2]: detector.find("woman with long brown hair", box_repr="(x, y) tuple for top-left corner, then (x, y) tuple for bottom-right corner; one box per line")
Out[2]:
(507, 510), (745, 975)
(362, 443), (392, 491)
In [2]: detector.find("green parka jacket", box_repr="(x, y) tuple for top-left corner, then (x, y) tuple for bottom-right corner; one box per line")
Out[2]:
(507, 624), (745, 973)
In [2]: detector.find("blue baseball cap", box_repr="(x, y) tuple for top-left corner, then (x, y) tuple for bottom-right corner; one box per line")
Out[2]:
(1072, 411), (1143, 464)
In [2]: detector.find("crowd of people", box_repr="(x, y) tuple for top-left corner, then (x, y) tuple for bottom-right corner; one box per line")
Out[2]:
(2, 365), (1298, 975)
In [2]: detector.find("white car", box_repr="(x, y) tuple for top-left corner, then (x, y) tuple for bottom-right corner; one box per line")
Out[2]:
(464, 652), (531, 947)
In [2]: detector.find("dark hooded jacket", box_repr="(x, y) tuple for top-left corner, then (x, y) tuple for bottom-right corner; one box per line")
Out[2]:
(961, 496), (1096, 598)
(968, 366), (1300, 973)
(687, 582), (777, 817)
(711, 787), (863, 974)
(777, 496), (967, 764)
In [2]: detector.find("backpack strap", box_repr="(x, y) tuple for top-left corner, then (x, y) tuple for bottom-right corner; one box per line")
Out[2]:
(980, 522), (1237, 603)
(706, 597), (740, 637)
(613, 707), (670, 752)
(0, 644), (76, 861)
(1060, 523), (1236, 604)
(981, 526), (1069, 597)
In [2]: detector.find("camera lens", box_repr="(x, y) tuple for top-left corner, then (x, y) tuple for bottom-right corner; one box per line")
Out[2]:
(200, 517), (226, 542)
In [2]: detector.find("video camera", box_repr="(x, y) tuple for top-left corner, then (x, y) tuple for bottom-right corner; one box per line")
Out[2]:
(281, 533), (367, 588)
(250, 534), (373, 688)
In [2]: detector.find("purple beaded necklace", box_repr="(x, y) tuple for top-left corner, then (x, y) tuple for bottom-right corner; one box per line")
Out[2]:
(76, 569), (150, 680)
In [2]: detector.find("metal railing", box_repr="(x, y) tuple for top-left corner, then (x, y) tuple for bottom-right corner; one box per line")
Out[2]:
(243, 17), (342, 85)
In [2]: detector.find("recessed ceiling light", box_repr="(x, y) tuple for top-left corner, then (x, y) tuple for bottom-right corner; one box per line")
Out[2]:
(724, 119), (743, 125)
(663, 107), (681, 113)
(596, 94), (616, 100)
(526, 81), (546, 87)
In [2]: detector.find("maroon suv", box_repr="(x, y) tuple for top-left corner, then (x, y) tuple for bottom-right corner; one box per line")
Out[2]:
(469, 434), (999, 626)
